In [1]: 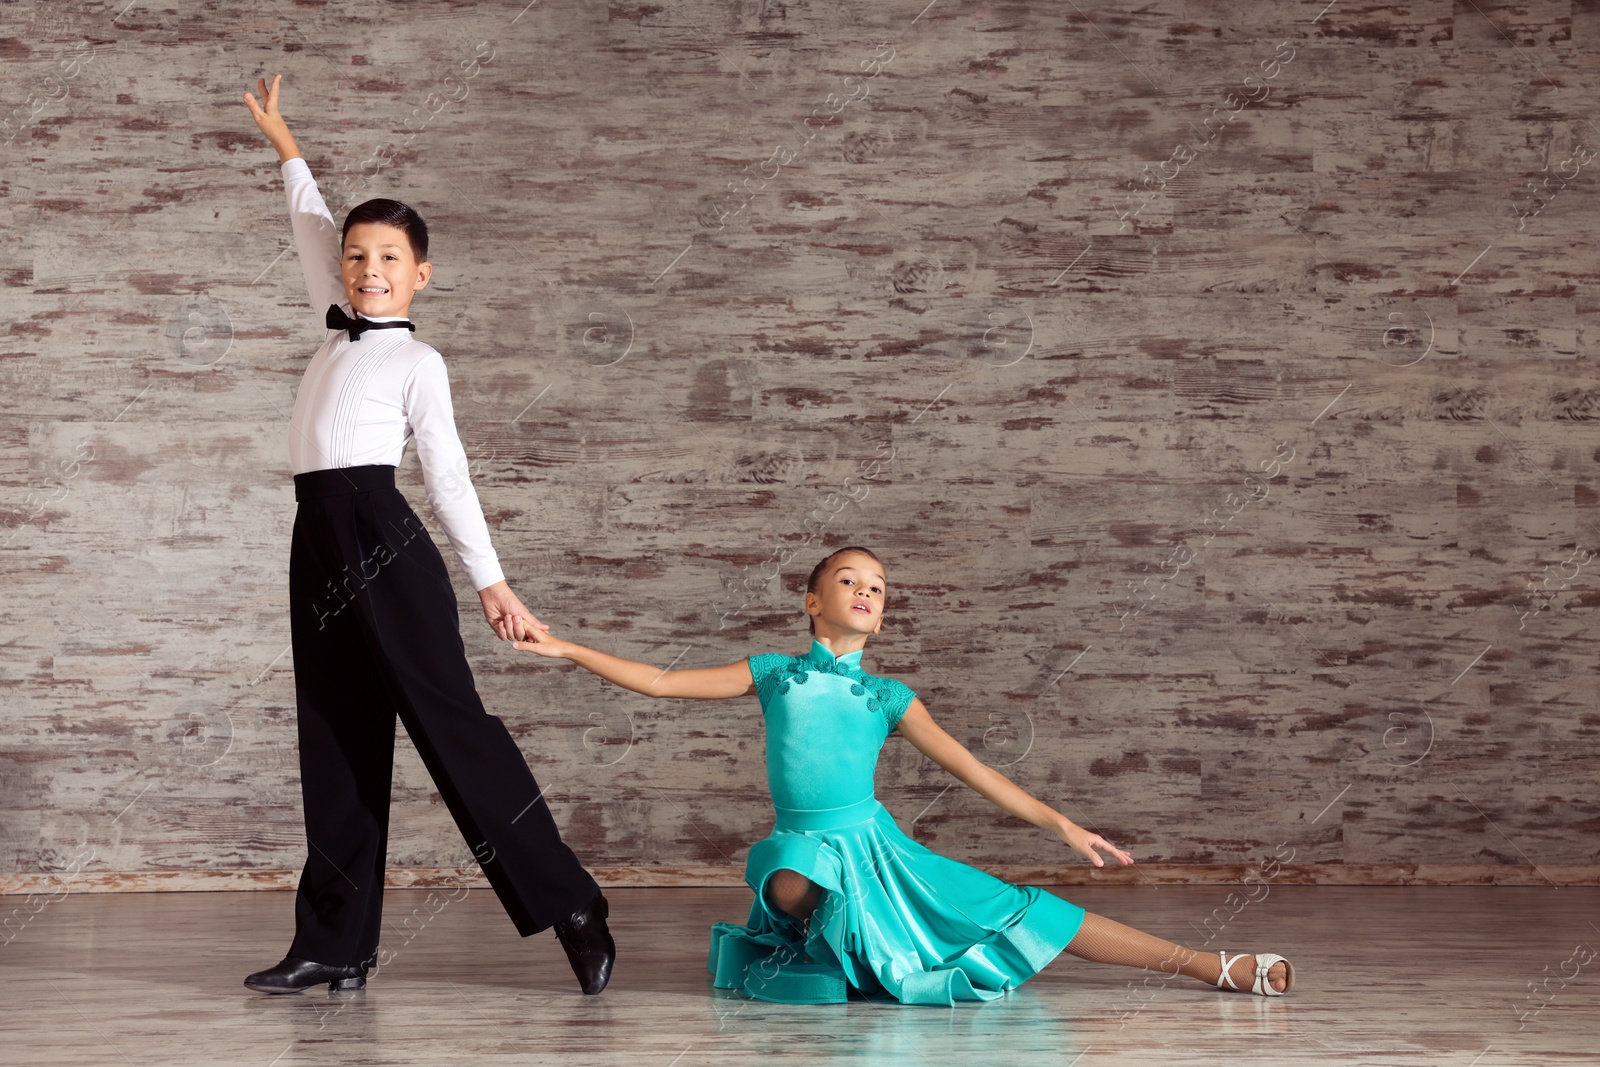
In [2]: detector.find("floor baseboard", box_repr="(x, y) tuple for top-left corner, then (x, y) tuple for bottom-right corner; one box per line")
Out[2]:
(3, 862), (1596, 895)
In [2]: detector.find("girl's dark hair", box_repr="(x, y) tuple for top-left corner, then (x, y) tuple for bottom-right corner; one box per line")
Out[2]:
(342, 198), (430, 262)
(804, 546), (886, 634)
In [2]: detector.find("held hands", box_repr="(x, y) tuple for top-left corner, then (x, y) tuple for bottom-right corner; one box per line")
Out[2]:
(511, 629), (578, 659)
(1058, 821), (1135, 869)
(242, 73), (302, 163)
(477, 580), (547, 643)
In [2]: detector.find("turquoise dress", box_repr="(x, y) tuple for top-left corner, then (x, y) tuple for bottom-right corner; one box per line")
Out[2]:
(707, 640), (1087, 1006)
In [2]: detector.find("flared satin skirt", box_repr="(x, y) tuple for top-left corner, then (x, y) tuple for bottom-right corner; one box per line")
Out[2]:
(707, 798), (1086, 1006)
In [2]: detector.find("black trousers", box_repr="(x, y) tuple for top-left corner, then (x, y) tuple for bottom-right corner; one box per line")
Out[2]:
(286, 465), (598, 967)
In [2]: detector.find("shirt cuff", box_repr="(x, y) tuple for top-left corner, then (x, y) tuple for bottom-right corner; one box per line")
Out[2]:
(468, 559), (507, 593)
(280, 157), (312, 181)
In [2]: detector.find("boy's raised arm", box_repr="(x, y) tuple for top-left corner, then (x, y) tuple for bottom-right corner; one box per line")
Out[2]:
(243, 74), (346, 324)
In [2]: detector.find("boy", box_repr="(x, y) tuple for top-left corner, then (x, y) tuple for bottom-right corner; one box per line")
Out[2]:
(240, 74), (613, 995)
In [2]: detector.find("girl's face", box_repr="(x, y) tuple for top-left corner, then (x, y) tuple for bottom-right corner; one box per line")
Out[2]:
(341, 221), (431, 320)
(805, 552), (887, 636)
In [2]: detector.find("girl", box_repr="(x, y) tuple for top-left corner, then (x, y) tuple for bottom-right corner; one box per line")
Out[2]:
(514, 547), (1294, 1005)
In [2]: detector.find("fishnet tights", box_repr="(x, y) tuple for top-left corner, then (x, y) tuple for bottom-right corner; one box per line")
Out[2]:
(767, 869), (822, 920)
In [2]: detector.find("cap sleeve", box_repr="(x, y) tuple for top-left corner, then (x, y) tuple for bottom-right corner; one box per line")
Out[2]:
(880, 678), (916, 730)
(746, 652), (792, 707)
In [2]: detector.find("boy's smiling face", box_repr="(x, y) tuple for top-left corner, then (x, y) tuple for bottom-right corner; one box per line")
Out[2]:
(341, 221), (431, 320)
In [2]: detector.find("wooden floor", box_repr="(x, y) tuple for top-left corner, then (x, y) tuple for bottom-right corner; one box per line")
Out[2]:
(4, 885), (1596, 1065)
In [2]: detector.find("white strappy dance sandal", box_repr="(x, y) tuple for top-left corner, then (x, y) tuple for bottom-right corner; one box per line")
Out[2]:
(1216, 950), (1295, 996)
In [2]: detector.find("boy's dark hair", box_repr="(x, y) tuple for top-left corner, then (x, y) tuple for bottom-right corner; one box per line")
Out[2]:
(342, 198), (430, 262)
(804, 546), (886, 634)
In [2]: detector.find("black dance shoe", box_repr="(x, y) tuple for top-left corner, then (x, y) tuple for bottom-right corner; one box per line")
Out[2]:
(553, 892), (615, 995)
(244, 956), (368, 994)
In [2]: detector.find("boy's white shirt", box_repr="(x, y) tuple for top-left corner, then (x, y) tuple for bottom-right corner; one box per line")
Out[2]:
(280, 157), (506, 591)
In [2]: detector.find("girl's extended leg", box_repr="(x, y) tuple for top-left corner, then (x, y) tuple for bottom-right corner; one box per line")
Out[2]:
(1064, 912), (1291, 994)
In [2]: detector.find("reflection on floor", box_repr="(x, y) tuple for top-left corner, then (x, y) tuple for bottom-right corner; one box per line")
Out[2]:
(5, 885), (1594, 1065)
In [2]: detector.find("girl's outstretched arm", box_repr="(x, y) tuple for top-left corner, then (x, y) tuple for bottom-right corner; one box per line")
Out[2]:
(513, 630), (755, 700)
(896, 698), (1134, 868)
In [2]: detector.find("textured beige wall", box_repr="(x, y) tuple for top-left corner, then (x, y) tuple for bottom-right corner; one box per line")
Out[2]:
(3, 0), (1597, 888)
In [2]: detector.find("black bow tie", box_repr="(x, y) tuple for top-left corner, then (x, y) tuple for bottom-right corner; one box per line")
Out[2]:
(326, 304), (416, 343)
